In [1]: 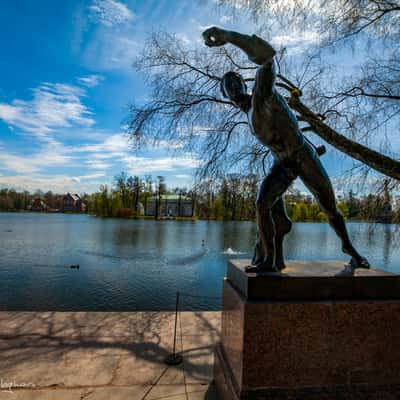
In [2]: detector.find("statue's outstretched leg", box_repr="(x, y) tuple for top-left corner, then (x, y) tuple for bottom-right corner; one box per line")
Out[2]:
(251, 198), (291, 269)
(246, 165), (295, 274)
(299, 151), (370, 269)
(326, 210), (369, 268)
(251, 240), (264, 265)
(271, 197), (292, 270)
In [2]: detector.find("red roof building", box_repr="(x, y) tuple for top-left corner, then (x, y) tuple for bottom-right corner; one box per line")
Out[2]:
(30, 198), (49, 212)
(62, 193), (86, 212)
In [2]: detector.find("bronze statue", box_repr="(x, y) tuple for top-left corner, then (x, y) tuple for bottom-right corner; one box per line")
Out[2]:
(202, 27), (370, 273)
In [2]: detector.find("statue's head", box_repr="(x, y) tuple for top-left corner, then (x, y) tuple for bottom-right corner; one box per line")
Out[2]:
(220, 71), (248, 109)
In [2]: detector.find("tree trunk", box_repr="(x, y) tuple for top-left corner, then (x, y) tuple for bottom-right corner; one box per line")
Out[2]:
(134, 186), (139, 214)
(288, 97), (400, 181)
(154, 193), (159, 220)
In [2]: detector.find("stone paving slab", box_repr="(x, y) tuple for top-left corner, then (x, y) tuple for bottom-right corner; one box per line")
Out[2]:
(0, 312), (174, 339)
(5, 384), (218, 400)
(0, 312), (221, 399)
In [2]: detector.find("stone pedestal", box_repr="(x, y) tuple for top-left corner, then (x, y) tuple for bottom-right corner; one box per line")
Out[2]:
(214, 260), (400, 400)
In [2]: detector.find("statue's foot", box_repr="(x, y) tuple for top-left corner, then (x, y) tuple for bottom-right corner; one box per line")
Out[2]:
(251, 255), (264, 266)
(275, 260), (286, 271)
(251, 243), (264, 266)
(349, 256), (370, 269)
(245, 258), (278, 273)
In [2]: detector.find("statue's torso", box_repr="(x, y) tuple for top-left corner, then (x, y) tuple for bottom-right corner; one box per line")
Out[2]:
(248, 90), (304, 161)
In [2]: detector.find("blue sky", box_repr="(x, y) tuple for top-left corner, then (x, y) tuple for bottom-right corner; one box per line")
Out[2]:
(0, 0), (373, 194)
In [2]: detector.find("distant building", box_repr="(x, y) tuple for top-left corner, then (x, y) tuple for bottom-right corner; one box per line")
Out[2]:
(30, 198), (49, 212)
(63, 193), (86, 212)
(146, 194), (193, 217)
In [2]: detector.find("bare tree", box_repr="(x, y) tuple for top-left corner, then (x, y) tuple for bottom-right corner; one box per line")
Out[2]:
(214, 0), (400, 183)
(128, 32), (264, 178)
(217, 0), (400, 43)
(128, 0), (400, 185)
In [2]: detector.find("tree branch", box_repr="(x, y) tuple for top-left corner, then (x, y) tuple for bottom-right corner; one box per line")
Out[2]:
(288, 96), (400, 180)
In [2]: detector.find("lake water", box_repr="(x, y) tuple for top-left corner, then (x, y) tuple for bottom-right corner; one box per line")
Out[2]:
(0, 213), (399, 311)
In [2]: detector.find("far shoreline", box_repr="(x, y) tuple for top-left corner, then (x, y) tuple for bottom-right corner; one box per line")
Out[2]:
(0, 210), (397, 225)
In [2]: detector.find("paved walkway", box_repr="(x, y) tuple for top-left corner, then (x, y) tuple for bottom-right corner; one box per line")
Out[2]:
(0, 311), (221, 399)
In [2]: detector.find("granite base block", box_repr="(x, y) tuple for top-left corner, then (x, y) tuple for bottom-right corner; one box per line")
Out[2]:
(214, 260), (400, 400)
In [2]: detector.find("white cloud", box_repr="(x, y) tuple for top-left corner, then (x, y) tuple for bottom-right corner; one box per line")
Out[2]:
(176, 33), (193, 46)
(70, 132), (200, 174)
(153, 139), (185, 150)
(0, 133), (129, 177)
(123, 155), (201, 175)
(85, 159), (112, 171)
(175, 174), (192, 179)
(0, 127), (198, 192)
(271, 31), (320, 50)
(71, 173), (106, 183)
(219, 15), (233, 24)
(77, 74), (104, 87)
(83, 35), (140, 71)
(0, 82), (95, 139)
(0, 173), (107, 193)
(74, 133), (129, 158)
(89, 0), (134, 27)
(0, 142), (71, 174)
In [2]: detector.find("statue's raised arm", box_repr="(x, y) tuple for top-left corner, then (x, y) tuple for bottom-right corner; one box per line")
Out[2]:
(202, 27), (276, 65)
(203, 27), (277, 103)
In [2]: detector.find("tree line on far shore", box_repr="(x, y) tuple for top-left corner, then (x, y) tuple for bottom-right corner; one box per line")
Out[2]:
(0, 173), (399, 223)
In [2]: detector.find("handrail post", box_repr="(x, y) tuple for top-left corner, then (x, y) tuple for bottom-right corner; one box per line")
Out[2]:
(164, 291), (183, 365)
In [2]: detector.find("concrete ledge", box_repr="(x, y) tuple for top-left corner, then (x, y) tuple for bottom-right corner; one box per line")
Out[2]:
(228, 259), (400, 301)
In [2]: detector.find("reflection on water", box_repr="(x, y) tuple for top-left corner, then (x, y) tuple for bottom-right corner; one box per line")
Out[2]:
(222, 247), (246, 255)
(0, 213), (399, 311)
